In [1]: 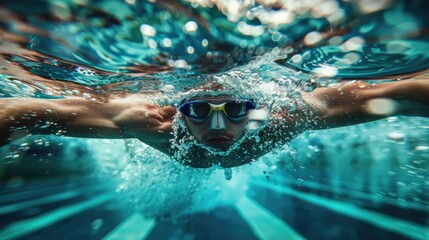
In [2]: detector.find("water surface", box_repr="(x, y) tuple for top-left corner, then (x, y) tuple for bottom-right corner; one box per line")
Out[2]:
(0, 0), (428, 239)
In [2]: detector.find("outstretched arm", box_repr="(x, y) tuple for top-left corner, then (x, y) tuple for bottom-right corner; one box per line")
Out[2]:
(301, 77), (429, 129)
(0, 96), (176, 148)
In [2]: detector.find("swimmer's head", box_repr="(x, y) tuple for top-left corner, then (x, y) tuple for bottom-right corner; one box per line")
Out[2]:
(178, 95), (256, 150)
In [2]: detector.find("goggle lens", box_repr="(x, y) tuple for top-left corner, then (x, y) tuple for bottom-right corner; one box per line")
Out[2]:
(179, 100), (255, 120)
(189, 102), (211, 118)
(224, 101), (247, 118)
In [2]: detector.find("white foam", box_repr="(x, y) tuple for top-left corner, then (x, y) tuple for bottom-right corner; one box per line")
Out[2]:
(248, 109), (269, 121)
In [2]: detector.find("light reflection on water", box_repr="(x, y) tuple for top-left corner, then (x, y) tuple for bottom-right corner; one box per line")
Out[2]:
(0, 0), (428, 239)
(1, 0), (429, 92)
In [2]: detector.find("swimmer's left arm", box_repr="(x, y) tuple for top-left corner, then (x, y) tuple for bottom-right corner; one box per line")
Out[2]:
(0, 96), (176, 147)
(300, 77), (429, 129)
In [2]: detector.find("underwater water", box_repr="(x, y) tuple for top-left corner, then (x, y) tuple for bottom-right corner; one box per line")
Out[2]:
(0, 0), (428, 239)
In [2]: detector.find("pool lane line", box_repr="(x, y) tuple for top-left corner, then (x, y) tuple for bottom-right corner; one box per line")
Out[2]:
(0, 177), (97, 195)
(252, 180), (429, 240)
(0, 183), (78, 204)
(0, 193), (115, 240)
(0, 184), (110, 215)
(277, 178), (428, 211)
(0, 190), (82, 215)
(0, 179), (100, 204)
(235, 196), (306, 240)
(102, 212), (156, 240)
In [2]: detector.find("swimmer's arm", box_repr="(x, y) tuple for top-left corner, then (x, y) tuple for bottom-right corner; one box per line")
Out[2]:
(0, 97), (176, 147)
(300, 78), (429, 129)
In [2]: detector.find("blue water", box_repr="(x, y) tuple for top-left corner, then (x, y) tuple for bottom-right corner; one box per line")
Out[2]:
(0, 0), (428, 239)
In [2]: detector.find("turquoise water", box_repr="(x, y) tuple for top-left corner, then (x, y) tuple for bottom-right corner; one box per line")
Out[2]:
(0, 0), (428, 239)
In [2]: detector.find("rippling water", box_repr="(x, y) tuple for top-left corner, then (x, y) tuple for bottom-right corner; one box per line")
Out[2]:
(1, 0), (429, 97)
(1, 0), (429, 239)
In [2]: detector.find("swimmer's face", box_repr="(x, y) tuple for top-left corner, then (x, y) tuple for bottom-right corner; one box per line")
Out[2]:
(180, 96), (252, 150)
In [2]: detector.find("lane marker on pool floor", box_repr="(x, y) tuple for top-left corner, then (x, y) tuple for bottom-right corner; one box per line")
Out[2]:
(0, 193), (115, 240)
(102, 212), (156, 240)
(252, 180), (429, 240)
(0, 185), (110, 215)
(0, 182), (80, 204)
(0, 190), (82, 215)
(276, 178), (428, 211)
(235, 196), (306, 240)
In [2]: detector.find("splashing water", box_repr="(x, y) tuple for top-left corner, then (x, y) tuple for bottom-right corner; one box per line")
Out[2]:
(1, 0), (428, 97)
(1, 0), (429, 219)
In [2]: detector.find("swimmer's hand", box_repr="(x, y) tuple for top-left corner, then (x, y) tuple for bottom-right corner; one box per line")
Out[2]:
(111, 97), (176, 142)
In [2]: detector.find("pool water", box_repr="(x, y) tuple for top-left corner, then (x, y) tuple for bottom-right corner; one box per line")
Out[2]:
(0, 0), (428, 239)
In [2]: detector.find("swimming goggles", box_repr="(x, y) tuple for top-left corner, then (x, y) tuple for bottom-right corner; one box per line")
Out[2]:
(179, 100), (256, 121)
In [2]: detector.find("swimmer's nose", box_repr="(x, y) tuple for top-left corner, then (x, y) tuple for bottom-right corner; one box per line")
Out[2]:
(209, 111), (227, 130)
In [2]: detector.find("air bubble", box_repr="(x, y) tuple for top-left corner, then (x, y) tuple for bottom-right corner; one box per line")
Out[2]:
(184, 21), (198, 33)
(140, 24), (157, 37)
(291, 54), (302, 64)
(312, 65), (338, 77)
(304, 31), (322, 45)
(174, 60), (188, 69)
(342, 37), (365, 51)
(187, 46), (195, 54)
(387, 132), (405, 140)
(329, 36), (343, 46)
(239, 40), (247, 48)
(415, 146), (429, 151)
(162, 38), (172, 48)
(366, 98), (397, 115)
(271, 32), (281, 42)
(148, 39), (157, 49)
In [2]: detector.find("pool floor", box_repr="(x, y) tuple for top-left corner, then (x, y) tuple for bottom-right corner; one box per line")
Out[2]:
(0, 177), (427, 240)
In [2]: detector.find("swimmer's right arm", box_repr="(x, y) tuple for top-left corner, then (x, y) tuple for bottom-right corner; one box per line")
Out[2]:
(0, 97), (176, 147)
(300, 78), (429, 129)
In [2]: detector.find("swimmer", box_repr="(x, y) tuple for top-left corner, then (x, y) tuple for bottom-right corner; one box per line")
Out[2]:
(1, 77), (428, 168)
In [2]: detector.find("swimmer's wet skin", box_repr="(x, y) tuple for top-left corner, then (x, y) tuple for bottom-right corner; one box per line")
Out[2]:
(0, 78), (429, 168)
